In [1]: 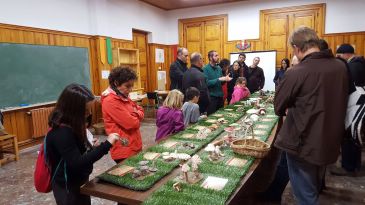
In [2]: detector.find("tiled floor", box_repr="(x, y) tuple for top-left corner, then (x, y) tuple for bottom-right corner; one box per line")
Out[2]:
(0, 116), (364, 205)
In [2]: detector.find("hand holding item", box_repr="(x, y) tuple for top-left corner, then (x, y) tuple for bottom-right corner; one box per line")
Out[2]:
(107, 133), (120, 145)
(107, 133), (129, 146)
(92, 138), (100, 147)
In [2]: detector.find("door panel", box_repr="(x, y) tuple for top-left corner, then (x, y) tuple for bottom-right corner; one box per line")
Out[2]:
(133, 31), (148, 90)
(265, 14), (289, 67)
(185, 23), (203, 55)
(293, 11), (316, 30)
(262, 5), (324, 66)
(182, 18), (225, 65)
(204, 20), (223, 61)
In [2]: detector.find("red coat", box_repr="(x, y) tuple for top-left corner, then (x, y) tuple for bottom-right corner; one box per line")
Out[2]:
(101, 87), (144, 160)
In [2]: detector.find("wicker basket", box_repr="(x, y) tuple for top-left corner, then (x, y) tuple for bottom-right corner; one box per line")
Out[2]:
(230, 137), (270, 158)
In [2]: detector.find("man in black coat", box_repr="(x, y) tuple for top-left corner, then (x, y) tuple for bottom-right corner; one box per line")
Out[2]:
(169, 47), (189, 91)
(182, 52), (210, 114)
(237, 52), (248, 76)
(330, 44), (365, 176)
(336, 44), (365, 86)
(245, 57), (265, 93)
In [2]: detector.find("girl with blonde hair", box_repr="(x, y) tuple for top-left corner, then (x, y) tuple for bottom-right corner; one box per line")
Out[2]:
(155, 89), (185, 141)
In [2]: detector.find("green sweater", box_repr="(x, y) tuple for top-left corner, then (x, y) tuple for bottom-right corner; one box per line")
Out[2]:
(203, 63), (223, 97)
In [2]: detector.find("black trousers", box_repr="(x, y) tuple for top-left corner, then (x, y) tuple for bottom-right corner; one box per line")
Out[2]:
(206, 96), (224, 115)
(52, 181), (90, 205)
(341, 132), (362, 172)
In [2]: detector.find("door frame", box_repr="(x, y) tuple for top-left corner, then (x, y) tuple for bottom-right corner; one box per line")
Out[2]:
(260, 3), (326, 40)
(178, 14), (228, 49)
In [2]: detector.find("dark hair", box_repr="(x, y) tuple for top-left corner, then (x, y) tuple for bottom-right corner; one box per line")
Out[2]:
(281, 58), (290, 70)
(238, 53), (246, 58)
(219, 58), (230, 70)
(235, 77), (247, 85)
(185, 87), (200, 101)
(232, 60), (241, 67)
(108, 67), (137, 89)
(318, 39), (329, 51)
(207, 50), (216, 61)
(48, 83), (95, 142)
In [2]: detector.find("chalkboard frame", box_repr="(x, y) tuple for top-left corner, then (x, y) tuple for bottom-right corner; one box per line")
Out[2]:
(0, 42), (92, 109)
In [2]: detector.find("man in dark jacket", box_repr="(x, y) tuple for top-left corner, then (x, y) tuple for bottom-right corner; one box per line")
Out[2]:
(182, 52), (210, 114)
(245, 57), (265, 93)
(203, 50), (232, 115)
(169, 47), (189, 91)
(336, 44), (365, 86)
(237, 53), (247, 77)
(274, 27), (349, 205)
(331, 44), (365, 176)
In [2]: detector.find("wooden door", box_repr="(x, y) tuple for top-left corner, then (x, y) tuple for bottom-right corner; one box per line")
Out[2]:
(264, 13), (289, 66)
(204, 19), (224, 62)
(184, 22), (203, 57)
(261, 4), (325, 66)
(133, 30), (148, 91)
(180, 15), (226, 64)
(292, 11), (316, 31)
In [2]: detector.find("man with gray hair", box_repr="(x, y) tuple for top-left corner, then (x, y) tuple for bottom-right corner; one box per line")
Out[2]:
(274, 27), (348, 204)
(182, 52), (210, 114)
(169, 47), (189, 91)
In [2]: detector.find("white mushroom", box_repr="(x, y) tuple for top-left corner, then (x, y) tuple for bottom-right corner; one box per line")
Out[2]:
(204, 144), (215, 152)
(181, 164), (190, 172)
(177, 153), (191, 160)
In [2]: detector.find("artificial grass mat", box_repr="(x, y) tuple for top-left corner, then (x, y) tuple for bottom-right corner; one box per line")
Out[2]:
(98, 96), (278, 204)
(143, 103), (278, 205)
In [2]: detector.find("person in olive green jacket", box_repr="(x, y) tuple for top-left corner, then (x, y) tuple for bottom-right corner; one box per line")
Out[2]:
(203, 50), (231, 115)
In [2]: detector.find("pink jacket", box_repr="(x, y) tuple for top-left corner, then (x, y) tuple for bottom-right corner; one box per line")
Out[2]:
(230, 86), (250, 104)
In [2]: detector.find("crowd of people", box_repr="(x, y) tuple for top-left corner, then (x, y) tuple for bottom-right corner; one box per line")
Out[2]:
(41, 26), (365, 205)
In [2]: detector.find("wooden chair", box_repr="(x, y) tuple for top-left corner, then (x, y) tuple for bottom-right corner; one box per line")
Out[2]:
(0, 134), (20, 166)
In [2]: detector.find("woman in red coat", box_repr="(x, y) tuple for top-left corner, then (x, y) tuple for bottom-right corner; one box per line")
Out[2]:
(101, 67), (144, 163)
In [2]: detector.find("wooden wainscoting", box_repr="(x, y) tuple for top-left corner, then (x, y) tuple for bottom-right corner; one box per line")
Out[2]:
(323, 32), (365, 57)
(148, 43), (175, 91)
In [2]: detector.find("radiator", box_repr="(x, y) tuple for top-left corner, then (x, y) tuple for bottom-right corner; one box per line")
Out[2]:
(30, 107), (54, 138)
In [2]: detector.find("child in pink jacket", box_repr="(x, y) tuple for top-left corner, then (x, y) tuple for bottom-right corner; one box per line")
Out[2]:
(230, 77), (250, 104)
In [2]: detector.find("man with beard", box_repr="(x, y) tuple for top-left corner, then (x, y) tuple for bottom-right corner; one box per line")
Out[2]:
(203, 50), (231, 115)
(237, 53), (247, 77)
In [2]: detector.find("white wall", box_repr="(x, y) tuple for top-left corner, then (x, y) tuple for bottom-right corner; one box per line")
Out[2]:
(0, 0), (169, 44)
(0, 0), (364, 44)
(0, 0), (92, 35)
(90, 0), (169, 43)
(166, 0), (365, 44)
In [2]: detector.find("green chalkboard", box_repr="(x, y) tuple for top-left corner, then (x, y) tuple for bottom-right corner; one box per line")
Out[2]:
(0, 43), (91, 109)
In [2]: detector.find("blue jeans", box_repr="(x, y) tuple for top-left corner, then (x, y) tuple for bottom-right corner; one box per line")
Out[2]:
(286, 153), (326, 205)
